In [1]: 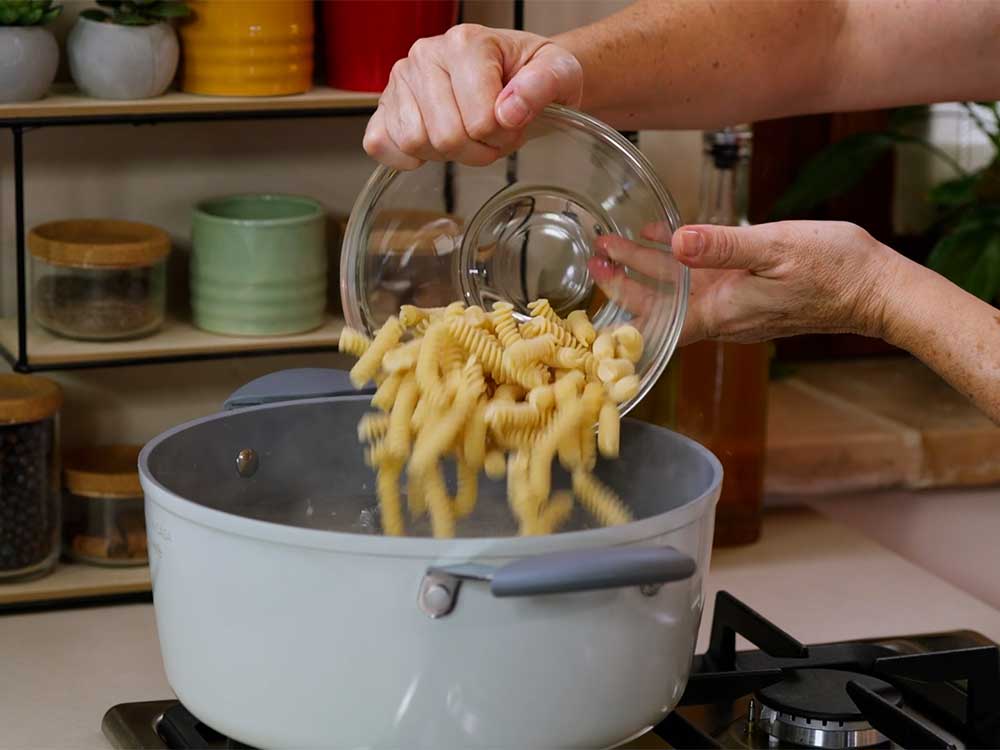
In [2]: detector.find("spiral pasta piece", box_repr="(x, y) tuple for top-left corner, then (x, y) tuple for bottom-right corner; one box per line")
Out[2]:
(349, 316), (403, 388)
(610, 374), (640, 404)
(613, 325), (644, 364)
(387, 377), (419, 460)
(422, 462), (456, 538)
(566, 310), (596, 347)
(416, 321), (450, 403)
(597, 358), (635, 384)
(592, 332), (616, 361)
(485, 401), (542, 430)
(484, 449), (507, 479)
(463, 401), (488, 469)
(357, 412), (390, 443)
(598, 400), (620, 458)
(535, 491), (575, 535)
(382, 338), (422, 373)
(572, 469), (633, 526)
(490, 301), (520, 349)
(521, 316), (583, 350)
(454, 460), (478, 519)
(446, 317), (508, 384)
(371, 371), (404, 412)
(376, 463), (405, 536)
(527, 298), (572, 333)
(339, 327), (372, 358)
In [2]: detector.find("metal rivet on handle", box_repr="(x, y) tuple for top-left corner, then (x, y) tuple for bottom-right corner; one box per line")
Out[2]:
(236, 449), (259, 478)
(640, 583), (662, 597)
(418, 572), (461, 618)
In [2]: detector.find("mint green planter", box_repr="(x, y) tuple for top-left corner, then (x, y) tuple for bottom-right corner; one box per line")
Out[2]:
(191, 194), (327, 336)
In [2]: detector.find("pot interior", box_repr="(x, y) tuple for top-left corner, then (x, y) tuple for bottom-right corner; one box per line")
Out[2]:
(143, 397), (719, 538)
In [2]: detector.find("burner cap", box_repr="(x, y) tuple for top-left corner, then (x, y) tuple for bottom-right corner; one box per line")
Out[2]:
(755, 669), (901, 749)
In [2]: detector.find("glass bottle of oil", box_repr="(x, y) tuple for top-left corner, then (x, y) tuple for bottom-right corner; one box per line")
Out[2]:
(675, 126), (769, 546)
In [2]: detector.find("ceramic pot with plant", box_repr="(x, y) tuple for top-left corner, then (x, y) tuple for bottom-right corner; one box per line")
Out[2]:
(68, 0), (190, 100)
(0, 0), (61, 103)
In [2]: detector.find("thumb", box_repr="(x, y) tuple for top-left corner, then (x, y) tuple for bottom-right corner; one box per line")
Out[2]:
(495, 44), (583, 129)
(672, 224), (779, 272)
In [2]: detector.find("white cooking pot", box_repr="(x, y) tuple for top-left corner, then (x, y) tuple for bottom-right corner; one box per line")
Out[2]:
(140, 369), (722, 749)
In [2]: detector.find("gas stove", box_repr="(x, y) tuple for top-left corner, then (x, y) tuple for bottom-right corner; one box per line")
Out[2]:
(102, 591), (1000, 749)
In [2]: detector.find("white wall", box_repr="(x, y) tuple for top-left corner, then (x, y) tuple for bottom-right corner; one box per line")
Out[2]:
(0, 0), (704, 452)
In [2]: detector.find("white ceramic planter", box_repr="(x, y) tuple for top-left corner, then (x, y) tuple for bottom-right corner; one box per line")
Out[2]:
(67, 16), (178, 100)
(0, 27), (59, 103)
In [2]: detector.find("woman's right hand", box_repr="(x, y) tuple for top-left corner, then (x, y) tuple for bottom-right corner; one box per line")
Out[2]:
(362, 24), (583, 171)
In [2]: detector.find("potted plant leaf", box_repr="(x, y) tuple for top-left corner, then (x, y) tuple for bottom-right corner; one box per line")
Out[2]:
(0, 0), (61, 103)
(774, 103), (1000, 306)
(68, 0), (190, 100)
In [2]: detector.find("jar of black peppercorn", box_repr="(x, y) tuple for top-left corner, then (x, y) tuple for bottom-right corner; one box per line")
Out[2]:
(0, 375), (62, 582)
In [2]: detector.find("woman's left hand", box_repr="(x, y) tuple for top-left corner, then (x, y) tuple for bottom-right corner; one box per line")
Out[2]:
(588, 220), (900, 346)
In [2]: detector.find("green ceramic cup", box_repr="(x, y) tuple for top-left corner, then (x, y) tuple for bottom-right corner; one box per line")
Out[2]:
(191, 194), (327, 336)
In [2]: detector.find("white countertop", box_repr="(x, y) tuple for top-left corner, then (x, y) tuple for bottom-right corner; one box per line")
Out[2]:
(3, 507), (1000, 750)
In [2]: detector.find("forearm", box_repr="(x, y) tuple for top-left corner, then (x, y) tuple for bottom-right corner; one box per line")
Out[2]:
(554, 0), (1000, 130)
(881, 258), (1000, 424)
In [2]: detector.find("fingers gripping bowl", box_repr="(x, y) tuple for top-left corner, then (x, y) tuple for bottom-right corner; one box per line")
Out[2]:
(341, 105), (689, 416)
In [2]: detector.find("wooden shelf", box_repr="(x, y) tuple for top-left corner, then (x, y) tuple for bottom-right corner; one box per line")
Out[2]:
(0, 559), (150, 612)
(0, 314), (345, 370)
(0, 84), (379, 125)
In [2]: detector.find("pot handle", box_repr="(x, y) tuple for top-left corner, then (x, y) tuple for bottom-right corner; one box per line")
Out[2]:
(490, 546), (696, 597)
(223, 368), (373, 410)
(428, 546), (695, 602)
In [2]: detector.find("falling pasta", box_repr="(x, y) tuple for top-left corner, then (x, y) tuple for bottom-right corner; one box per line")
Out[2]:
(338, 299), (645, 538)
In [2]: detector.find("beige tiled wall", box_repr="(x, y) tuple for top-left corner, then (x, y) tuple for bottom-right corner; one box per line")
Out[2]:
(0, 0), (704, 450)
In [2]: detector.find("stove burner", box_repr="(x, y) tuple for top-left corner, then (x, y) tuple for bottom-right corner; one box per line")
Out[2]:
(754, 669), (901, 749)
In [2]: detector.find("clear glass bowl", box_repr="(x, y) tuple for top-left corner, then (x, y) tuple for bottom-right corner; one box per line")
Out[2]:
(341, 105), (688, 414)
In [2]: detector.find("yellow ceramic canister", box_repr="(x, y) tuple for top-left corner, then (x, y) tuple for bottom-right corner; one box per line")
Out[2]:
(180, 1), (314, 97)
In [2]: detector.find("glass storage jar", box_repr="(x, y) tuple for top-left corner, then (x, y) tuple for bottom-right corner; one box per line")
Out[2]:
(29, 219), (169, 341)
(63, 445), (147, 566)
(341, 105), (689, 416)
(0, 374), (62, 582)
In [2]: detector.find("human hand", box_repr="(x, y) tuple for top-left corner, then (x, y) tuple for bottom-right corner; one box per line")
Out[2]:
(588, 220), (900, 345)
(363, 24), (583, 170)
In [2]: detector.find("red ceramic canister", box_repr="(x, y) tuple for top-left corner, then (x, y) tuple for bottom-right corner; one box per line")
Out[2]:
(322, 0), (459, 92)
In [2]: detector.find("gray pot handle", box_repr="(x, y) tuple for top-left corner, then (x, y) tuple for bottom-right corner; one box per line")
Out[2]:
(422, 546), (696, 616)
(490, 546), (696, 597)
(224, 368), (374, 410)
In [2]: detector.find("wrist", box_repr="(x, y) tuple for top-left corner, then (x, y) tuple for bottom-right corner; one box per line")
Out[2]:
(873, 252), (931, 351)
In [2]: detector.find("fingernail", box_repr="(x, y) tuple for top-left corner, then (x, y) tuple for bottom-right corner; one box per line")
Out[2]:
(497, 93), (529, 128)
(587, 256), (612, 279)
(679, 229), (704, 257)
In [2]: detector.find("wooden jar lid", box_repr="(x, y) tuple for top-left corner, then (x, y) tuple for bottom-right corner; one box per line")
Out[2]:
(64, 444), (143, 498)
(29, 219), (170, 269)
(0, 374), (63, 425)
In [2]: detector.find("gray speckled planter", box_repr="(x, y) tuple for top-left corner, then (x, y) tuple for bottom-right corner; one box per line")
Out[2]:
(67, 16), (178, 100)
(0, 27), (59, 103)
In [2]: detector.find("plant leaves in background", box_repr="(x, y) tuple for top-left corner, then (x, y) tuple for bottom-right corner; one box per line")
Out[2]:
(929, 174), (980, 209)
(150, 1), (189, 17)
(965, 234), (1000, 301)
(889, 105), (931, 132)
(770, 133), (896, 219)
(79, 7), (107, 20)
(974, 158), (1000, 204)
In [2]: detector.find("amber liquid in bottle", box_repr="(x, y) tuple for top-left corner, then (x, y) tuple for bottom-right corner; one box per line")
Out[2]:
(675, 128), (768, 546)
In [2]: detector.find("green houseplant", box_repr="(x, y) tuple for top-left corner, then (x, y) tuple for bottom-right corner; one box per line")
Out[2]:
(68, 0), (190, 99)
(0, 1), (62, 102)
(774, 103), (1000, 304)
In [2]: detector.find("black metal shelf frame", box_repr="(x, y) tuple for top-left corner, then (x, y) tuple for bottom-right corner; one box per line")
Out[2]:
(3, 105), (378, 374)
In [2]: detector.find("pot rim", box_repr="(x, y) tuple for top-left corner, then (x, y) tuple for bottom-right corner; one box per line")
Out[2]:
(139, 395), (723, 560)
